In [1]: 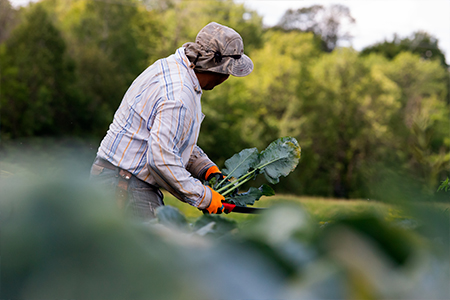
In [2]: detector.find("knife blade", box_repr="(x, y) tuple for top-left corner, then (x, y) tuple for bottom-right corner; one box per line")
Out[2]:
(223, 202), (266, 214)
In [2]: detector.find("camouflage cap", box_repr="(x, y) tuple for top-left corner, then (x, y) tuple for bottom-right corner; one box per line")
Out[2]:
(183, 22), (253, 77)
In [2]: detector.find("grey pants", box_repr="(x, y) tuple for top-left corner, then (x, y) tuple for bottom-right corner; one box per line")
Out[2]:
(90, 162), (164, 220)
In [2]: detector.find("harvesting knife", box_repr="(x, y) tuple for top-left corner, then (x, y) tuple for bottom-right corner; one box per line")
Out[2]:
(223, 202), (265, 214)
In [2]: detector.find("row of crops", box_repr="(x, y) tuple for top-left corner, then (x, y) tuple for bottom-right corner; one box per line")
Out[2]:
(2, 155), (449, 300)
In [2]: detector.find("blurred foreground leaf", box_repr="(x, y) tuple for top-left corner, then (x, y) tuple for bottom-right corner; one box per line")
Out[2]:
(0, 165), (205, 300)
(1, 154), (449, 300)
(193, 214), (238, 238)
(155, 205), (189, 231)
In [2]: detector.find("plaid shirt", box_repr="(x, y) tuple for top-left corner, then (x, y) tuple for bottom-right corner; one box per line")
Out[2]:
(97, 47), (215, 209)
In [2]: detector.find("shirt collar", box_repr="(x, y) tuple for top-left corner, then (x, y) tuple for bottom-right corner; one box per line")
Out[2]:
(175, 47), (202, 94)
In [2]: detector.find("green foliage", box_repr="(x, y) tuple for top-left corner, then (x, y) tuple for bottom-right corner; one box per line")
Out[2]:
(43, 0), (165, 136)
(297, 49), (401, 197)
(258, 136), (301, 184)
(227, 185), (275, 206)
(213, 137), (301, 205)
(360, 31), (450, 104)
(1, 149), (449, 299)
(222, 147), (259, 179)
(155, 203), (238, 237)
(1, 0), (448, 199)
(361, 31), (448, 68)
(2, 156), (449, 300)
(438, 177), (450, 192)
(155, 205), (190, 231)
(1, 170), (205, 300)
(0, 4), (84, 138)
(192, 214), (238, 238)
(380, 52), (450, 194)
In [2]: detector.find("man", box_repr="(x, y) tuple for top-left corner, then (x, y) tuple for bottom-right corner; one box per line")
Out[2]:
(90, 22), (253, 220)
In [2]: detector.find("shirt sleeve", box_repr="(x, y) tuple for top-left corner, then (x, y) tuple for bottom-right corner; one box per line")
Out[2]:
(147, 99), (212, 209)
(186, 145), (216, 180)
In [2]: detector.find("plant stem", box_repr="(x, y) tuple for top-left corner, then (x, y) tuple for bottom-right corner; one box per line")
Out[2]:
(216, 160), (275, 195)
(256, 160), (276, 170)
(221, 174), (255, 197)
(216, 170), (256, 194)
(216, 158), (279, 195)
(216, 151), (259, 188)
(217, 173), (233, 189)
(216, 157), (278, 191)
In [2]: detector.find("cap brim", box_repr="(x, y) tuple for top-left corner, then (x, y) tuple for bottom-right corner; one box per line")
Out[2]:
(228, 54), (253, 77)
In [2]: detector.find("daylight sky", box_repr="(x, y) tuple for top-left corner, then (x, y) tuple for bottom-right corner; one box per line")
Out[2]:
(238, 0), (450, 63)
(10, 0), (450, 64)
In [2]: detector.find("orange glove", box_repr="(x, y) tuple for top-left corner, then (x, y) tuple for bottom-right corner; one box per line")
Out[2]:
(205, 186), (224, 214)
(204, 165), (221, 181)
(204, 165), (238, 196)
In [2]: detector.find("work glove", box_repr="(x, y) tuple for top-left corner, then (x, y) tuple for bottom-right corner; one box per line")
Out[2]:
(204, 165), (238, 196)
(203, 186), (224, 214)
(204, 165), (223, 182)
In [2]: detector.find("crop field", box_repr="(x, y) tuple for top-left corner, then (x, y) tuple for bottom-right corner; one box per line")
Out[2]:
(165, 191), (449, 223)
(1, 140), (449, 300)
(1, 158), (449, 300)
(164, 192), (390, 221)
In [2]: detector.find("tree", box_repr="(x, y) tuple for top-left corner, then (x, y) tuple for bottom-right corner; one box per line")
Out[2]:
(1, 0), (264, 140)
(361, 31), (449, 104)
(236, 30), (321, 149)
(0, 4), (83, 138)
(299, 50), (402, 197)
(149, 0), (264, 59)
(0, 0), (18, 43)
(36, 0), (167, 136)
(380, 52), (450, 194)
(276, 4), (355, 52)
(361, 31), (448, 68)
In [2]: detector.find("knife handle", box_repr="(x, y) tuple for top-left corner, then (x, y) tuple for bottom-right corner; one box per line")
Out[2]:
(222, 202), (236, 214)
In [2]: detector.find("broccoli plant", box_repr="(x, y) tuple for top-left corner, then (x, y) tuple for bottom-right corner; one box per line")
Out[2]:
(206, 137), (301, 206)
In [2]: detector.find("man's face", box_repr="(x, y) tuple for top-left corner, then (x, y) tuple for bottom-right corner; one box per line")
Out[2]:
(200, 72), (230, 90)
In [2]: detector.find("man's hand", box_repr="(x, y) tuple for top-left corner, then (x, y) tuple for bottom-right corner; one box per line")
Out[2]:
(205, 165), (223, 182)
(204, 165), (238, 196)
(204, 186), (224, 214)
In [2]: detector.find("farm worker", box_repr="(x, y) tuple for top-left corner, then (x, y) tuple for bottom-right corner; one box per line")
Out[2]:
(90, 22), (253, 220)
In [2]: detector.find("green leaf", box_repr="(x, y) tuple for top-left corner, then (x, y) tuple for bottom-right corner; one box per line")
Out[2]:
(222, 147), (259, 180)
(260, 184), (276, 196)
(227, 184), (275, 206)
(155, 206), (189, 231)
(437, 178), (450, 192)
(257, 137), (301, 184)
(192, 214), (237, 237)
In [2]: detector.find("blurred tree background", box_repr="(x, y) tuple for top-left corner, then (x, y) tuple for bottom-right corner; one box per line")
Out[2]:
(0, 0), (449, 200)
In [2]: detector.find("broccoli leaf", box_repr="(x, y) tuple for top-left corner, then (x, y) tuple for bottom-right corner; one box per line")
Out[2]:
(221, 147), (259, 180)
(215, 137), (300, 207)
(155, 206), (189, 231)
(260, 184), (276, 196)
(257, 137), (301, 184)
(193, 215), (237, 237)
(227, 184), (275, 206)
